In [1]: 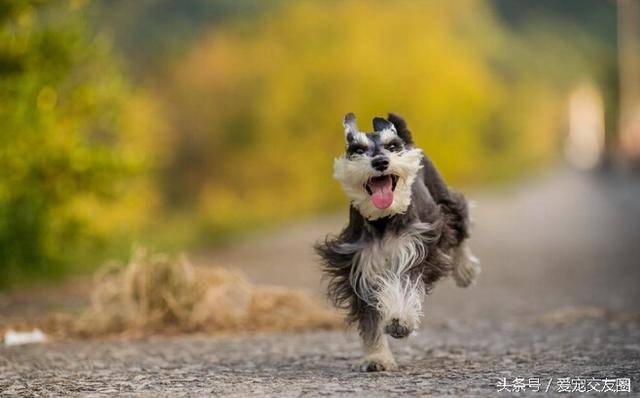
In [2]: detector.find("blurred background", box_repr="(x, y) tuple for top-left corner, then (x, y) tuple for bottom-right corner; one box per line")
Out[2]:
(1, 0), (638, 296)
(3, 3), (640, 393)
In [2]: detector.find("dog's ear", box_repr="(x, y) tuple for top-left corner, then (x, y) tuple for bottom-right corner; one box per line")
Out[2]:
(387, 113), (414, 145)
(372, 117), (396, 133)
(343, 112), (359, 142)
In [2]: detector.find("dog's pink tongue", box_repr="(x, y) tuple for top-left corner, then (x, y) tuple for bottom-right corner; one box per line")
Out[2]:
(369, 176), (394, 209)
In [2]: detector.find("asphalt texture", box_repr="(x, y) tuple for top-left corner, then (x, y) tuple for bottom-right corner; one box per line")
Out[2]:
(2, 170), (640, 396)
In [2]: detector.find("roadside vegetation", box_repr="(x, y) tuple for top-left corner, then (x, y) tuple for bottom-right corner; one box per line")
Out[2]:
(0, 1), (615, 287)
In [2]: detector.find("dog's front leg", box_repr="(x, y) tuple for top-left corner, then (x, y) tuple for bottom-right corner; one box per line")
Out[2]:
(376, 272), (424, 338)
(356, 305), (397, 372)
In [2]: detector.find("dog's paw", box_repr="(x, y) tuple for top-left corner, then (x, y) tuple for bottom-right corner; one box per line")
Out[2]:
(384, 318), (411, 339)
(357, 356), (398, 372)
(452, 247), (480, 288)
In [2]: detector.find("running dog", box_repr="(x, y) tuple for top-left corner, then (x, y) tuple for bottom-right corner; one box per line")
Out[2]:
(315, 113), (480, 371)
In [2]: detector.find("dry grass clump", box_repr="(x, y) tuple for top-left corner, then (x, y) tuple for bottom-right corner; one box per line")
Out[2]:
(73, 248), (340, 336)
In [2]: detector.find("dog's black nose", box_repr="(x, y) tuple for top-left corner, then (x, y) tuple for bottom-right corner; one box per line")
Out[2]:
(371, 156), (389, 171)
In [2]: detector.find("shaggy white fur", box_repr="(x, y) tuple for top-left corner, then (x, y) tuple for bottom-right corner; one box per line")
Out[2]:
(347, 222), (433, 331)
(333, 147), (424, 220)
(379, 128), (398, 145)
(374, 272), (425, 331)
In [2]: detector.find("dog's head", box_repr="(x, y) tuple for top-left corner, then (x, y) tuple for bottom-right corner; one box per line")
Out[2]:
(334, 113), (423, 220)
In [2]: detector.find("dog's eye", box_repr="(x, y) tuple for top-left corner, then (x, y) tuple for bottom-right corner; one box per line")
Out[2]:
(385, 143), (399, 152)
(354, 148), (365, 155)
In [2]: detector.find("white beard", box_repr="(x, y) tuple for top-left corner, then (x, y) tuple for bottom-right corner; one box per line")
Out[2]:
(333, 148), (423, 220)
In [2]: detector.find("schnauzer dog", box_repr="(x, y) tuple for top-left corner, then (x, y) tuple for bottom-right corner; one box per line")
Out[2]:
(315, 113), (480, 372)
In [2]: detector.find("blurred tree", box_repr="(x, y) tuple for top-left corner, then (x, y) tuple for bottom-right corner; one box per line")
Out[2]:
(0, 0), (613, 286)
(157, 1), (567, 238)
(0, 1), (144, 286)
(617, 0), (640, 167)
(90, 0), (277, 80)
(493, 0), (620, 168)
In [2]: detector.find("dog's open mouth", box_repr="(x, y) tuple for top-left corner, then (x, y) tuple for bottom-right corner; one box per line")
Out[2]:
(364, 175), (398, 209)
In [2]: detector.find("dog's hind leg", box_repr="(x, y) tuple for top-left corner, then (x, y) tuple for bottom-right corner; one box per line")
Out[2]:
(356, 305), (397, 372)
(451, 240), (480, 287)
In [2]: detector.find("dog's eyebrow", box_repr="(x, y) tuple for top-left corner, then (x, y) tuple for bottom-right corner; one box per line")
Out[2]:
(379, 129), (398, 144)
(351, 132), (370, 147)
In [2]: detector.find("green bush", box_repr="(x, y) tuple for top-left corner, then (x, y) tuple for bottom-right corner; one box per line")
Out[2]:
(0, 1), (140, 286)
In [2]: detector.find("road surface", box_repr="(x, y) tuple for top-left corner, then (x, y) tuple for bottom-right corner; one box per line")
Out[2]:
(1, 170), (639, 396)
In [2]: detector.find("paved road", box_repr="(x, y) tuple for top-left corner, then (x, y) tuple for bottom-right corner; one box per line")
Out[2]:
(1, 170), (640, 396)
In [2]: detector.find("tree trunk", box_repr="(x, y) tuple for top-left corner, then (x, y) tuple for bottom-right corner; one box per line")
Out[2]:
(617, 0), (640, 168)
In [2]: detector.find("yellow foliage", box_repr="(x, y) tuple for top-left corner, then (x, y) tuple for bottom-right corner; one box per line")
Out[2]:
(160, 1), (563, 232)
